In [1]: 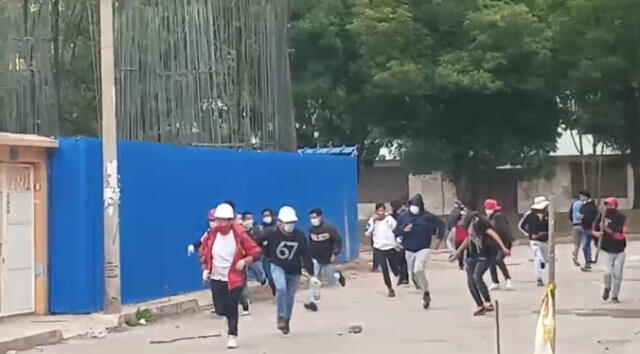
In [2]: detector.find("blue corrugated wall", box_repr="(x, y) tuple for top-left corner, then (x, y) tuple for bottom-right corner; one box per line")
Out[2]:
(49, 138), (359, 313)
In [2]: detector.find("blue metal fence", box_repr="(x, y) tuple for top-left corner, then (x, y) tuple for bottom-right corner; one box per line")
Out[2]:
(49, 138), (359, 313)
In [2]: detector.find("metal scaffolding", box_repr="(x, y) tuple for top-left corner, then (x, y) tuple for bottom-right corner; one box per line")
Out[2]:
(0, 0), (296, 150)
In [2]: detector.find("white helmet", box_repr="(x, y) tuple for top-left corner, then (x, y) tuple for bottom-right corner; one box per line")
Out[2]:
(278, 206), (298, 223)
(215, 203), (235, 219)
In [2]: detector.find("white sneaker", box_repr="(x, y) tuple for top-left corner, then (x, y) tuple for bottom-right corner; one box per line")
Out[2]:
(227, 336), (238, 349)
(506, 279), (513, 291)
(489, 283), (500, 291)
(241, 310), (251, 316)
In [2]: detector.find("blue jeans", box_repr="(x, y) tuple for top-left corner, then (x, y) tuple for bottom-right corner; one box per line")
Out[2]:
(582, 229), (593, 263)
(308, 259), (339, 303)
(270, 264), (300, 322)
(247, 261), (266, 283)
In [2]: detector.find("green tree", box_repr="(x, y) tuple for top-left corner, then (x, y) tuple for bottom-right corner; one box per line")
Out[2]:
(347, 0), (561, 203)
(552, 0), (640, 207)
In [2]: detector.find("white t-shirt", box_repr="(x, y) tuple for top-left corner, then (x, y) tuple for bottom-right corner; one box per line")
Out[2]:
(365, 215), (398, 251)
(211, 231), (237, 281)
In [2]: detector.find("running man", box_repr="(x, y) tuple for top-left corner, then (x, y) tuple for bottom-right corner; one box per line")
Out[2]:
(518, 196), (550, 287)
(390, 200), (409, 285)
(593, 197), (629, 303)
(259, 208), (278, 296)
(365, 203), (400, 297)
(304, 208), (346, 312)
(238, 211), (267, 316)
(394, 194), (445, 309)
(451, 211), (511, 316)
(255, 206), (320, 334)
(569, 191), (588, 267)
(485, 199), (514, 291)
(579, 193), (598, 271)
(199, 203), (262, 349)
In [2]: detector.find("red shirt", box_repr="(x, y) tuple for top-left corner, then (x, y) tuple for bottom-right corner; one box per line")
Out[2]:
(455, 225), (469, 243)
(199, 224), (262, 290)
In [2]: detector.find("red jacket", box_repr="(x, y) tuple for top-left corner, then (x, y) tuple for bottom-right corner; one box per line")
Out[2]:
(199, 224), (262, 290)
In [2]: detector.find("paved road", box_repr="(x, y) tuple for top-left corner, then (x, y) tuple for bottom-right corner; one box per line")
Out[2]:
(26, 242), (640, 354)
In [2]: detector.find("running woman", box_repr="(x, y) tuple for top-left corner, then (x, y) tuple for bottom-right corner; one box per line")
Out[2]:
(451, 212), (511, 316)
(255, 206), (320, 334)
(518, 196), (550, 287)
(394, 194), (446, 309)
(304, 208), (346, 312)
(199, 203), (262, 349)
(484, 199), (514, 291)
(365, 203), (400, 297)
(593, 197), (629, 303)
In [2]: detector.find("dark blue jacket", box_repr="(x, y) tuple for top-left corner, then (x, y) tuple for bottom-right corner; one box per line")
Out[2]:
(394, 194), (445, 252)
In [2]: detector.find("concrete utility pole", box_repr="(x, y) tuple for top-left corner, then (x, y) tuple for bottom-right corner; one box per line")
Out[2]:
(548, 196), (556, 284)
(99, 0), (122, 314)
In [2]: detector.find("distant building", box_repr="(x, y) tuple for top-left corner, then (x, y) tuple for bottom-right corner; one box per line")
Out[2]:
(357, 130), (634, 219)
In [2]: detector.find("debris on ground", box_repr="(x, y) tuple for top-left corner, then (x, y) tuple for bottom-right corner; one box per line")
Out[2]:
(149, 333), (222, 344)
(348, 323), (363, 334)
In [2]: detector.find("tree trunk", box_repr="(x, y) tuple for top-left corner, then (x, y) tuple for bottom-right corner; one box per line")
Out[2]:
(597, 143), (603, 203)
(454, 159), (480, 210)
(579, 131), (587, 189)
(591, 139), (598, 197)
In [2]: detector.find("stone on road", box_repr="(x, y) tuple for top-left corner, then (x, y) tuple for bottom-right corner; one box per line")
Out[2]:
(25, 243), (640, 354)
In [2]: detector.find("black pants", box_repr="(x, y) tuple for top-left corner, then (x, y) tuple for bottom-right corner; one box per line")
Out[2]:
(490, 250), (511, 284)
(210, 279), (243, 336)
(455, 240), (465, 269)
(466, 257), (491, 307)
(395, 249), (409, 283)
(373, 248), (400, 289)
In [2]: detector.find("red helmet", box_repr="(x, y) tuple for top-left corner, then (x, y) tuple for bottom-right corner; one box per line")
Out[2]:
(207, 208), (216, 221)
(604, 197), (619, 209)
(484, 199), (501, 211)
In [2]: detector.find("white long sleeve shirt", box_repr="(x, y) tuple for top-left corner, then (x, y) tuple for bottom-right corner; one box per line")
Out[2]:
(366, 215), (398, 251)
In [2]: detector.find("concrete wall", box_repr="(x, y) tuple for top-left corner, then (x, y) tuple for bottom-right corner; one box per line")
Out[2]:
(518, 160), (635, 214)
(408, 172), (457, 215)
(358, 163), (408, 203)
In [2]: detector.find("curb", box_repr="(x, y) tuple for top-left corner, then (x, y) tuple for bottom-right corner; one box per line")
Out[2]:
(0, 259), (363, 352)
(119, 299), (200, 326)
(0, 329), (62, 353)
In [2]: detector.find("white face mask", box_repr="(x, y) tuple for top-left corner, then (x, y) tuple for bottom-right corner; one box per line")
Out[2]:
(263, 216), (273, 224)
(409, 205), (420, 215)
(310, 218), (321, 227)
(485, 209), (493, 216)
(208, 221), (216, 229)
(283, 223), (295, 233)
(243, 220), (254, 229)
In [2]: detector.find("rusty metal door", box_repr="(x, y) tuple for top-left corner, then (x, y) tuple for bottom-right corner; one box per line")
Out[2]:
(0, 163), (35, 317)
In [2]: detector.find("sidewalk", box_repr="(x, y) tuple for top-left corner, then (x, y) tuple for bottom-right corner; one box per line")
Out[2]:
(0, 261), (364, 353)
(0, 289), (209, 353)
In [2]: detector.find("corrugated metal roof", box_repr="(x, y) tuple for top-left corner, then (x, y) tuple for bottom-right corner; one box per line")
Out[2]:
(298, 146), (358, 156)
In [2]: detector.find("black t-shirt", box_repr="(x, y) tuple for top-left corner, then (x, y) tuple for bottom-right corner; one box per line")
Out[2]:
(256, 227), (315, 276)
(579, 201), (598, 230)
(467, 215), (495, 258)
(309, 222), (342, 265)
(595, 211), (627, 254)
